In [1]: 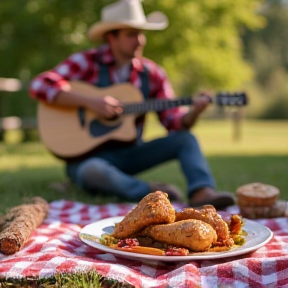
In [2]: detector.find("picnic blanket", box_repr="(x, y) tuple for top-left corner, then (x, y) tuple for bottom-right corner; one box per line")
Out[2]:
(0, 200), (288, 288)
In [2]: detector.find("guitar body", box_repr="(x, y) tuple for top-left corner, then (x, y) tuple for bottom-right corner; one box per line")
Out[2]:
(38, 82), (144, 160)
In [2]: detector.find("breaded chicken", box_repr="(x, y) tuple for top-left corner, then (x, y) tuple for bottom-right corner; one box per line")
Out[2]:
(112, 191), (175, 239)
(138, 219), (217, 252)
(175, 205), (233, 247)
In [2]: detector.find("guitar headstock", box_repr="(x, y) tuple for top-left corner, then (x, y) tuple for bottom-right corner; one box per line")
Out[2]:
(215, 92), (248, 106)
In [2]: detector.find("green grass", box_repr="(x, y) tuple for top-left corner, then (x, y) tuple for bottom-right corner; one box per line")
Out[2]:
(0, 271), (133, 288)
(0, 118), (287, 213)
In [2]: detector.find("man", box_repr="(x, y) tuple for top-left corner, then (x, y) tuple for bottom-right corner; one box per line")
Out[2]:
(29, 0), (235, 209)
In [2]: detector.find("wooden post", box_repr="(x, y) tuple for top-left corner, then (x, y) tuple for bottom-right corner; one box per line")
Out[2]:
(231, 107), (244, 142)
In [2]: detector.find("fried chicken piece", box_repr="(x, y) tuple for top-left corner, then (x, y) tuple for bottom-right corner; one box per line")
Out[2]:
(175, 205), (234, 247)
(138, 219), (217, 252)
(112, 191), (175, 239)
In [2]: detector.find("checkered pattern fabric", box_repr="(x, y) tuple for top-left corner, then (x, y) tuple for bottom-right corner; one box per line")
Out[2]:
(1, 200), (288, 288)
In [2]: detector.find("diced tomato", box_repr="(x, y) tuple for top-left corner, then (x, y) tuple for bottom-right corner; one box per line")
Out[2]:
(117, 238), (139, 248)
(165, 246), (189, 256)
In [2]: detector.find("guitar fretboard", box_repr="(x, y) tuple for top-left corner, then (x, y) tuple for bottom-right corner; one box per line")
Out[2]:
(123, 98), (193, 114)
(123, 92), (247, 115)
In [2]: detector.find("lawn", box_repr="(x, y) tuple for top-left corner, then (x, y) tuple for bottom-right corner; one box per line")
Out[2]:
(0, 118), (287, 213)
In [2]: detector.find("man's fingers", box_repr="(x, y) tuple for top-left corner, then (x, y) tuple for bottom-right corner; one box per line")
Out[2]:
(104, 96), (123, 116)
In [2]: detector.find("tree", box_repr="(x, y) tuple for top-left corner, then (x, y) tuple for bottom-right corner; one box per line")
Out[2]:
(0, 0), (264, 116)
(243, 1), (288, 86)
(242, 0), (288, 118)
(144, 0), (265, 93)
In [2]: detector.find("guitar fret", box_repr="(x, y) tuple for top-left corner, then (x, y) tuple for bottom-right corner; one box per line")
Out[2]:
(123, 98), (193, 115)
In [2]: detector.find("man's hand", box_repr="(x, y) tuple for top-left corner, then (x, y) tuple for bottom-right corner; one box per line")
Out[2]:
(89, 95), (123, 119)
(181, 92), (211, 129)
(53, 87), (123, 119)
(192, 93), (211, 115)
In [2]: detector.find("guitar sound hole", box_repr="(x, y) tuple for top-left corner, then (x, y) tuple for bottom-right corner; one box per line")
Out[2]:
(106, 115), (120, 121)
(89, 119), (122, 137)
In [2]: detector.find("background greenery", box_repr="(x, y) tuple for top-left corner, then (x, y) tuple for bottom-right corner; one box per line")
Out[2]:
(0, 0), (288, 119)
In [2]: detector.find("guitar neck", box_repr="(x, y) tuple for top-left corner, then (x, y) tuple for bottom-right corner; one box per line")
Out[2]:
(123, 91), (247, 115)
(123, 97), (193, 115)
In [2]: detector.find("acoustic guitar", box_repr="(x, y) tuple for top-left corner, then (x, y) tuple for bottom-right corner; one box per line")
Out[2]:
(38, 81), (248, 160)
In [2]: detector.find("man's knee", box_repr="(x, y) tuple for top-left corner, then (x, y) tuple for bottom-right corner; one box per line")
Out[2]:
(77, 158), (111, 187)
(169, 130), (198, 147)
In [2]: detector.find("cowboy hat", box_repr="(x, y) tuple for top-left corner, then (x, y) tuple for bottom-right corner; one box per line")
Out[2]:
(87, 0), (168, 42)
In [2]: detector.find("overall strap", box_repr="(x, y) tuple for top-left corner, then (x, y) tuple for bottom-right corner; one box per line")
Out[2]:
(135, 64), (149, 141)
(139, 65), (149, 99)
(97, 64), (112, 87)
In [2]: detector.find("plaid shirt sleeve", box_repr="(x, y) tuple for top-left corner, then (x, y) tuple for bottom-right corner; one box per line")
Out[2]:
(29, 48), (102, 102)
(145, 59), (187, 131)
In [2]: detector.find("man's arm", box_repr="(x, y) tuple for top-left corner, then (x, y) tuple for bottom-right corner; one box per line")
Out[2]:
(53, 87), (123, 119)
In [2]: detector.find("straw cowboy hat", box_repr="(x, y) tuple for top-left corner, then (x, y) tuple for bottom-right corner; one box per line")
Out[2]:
(87, 0), (168, 42)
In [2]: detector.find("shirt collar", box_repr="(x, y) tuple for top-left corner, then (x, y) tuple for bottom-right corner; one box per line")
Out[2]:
(98, 44), (144, 72)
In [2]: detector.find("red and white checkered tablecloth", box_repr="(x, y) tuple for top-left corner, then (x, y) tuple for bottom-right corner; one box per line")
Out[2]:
(0, 200), (288, 288)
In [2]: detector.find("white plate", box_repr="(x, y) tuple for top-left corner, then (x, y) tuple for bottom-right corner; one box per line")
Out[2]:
(79, 216), (273, 262)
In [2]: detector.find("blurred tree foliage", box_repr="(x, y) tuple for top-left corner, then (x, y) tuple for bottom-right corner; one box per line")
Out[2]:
(144, 0), (265, 93)
(242, 0), (288, 118)
(0, 0), (271, 118)
(243, 1), (288, 85)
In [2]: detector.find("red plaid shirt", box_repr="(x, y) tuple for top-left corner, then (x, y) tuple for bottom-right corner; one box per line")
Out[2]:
(29, 44), (187, 133)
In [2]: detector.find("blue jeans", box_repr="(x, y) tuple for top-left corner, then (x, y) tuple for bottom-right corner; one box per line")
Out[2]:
(66, 131), (216, 201)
